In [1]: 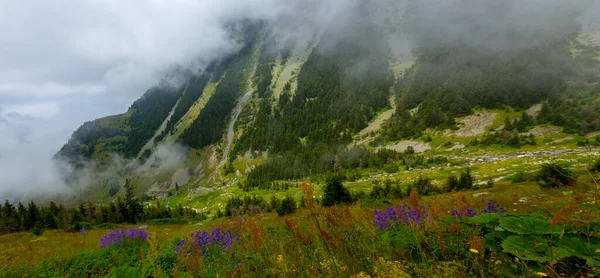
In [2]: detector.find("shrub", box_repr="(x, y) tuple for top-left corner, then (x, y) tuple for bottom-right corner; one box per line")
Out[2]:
(384, 163), (399, 173)
(414, 176), (433, 195)
(590, 158), (600, 172)
(146, 218), (188, 225)
(276, 197), (297, 216)
(508, 171), (535, 183)
(536, 163), (575, 188)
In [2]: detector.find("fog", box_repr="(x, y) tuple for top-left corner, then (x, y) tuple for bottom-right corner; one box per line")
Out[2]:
(0, 0), (352, 202)
(1, 0), (599, 202)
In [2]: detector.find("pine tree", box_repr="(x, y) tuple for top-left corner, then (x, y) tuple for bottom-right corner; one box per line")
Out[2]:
(322, 174), (352, 207)
(124, 179), (142, 223)
(458, 168), (474, 190)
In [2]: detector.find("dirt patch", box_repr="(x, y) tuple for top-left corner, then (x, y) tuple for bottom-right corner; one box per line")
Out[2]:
(587, 131), (600, 138)
(446, 143), (465, 151)
(525, 103), (542, 117)
(382, 140), (431, 153)
(446, 111), (497, 137)
(552, 136), (575, 144)
(521, 126), (563, 137)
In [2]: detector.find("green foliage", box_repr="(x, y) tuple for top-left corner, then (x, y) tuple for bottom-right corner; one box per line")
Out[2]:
(508, 171), (536, 183)
(590, 158), (600, 173)
(225, 196), (266, 217)
(322, 174), (352, 207)
(413, 176), (434, 195)
(123, 85), (181, 158)
(234, 5), (392, 156)
(181, 23), (260, 149)
(369, 180), (404, 200)
(276, 196), (297, 216)
(458, 167), (474, 190)
(155, 74), (212, 144)
(146, 218), (188, 225)
(536, 163), (575, 188)
(498, 216), (563, 235)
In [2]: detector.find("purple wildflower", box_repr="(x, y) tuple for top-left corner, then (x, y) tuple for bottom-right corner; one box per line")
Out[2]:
(176, 227), (240, 256)
(452, 206), (478, 217)
(80, 227), (88, 234)
(480, 200), (506, 214)
(99, 227), (149, 248)
(373, 204), (430, 231)
(452, 200), (505, 217)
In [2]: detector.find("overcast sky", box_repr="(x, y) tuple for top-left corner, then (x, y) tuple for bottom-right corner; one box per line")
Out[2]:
(0, 0), (294, 200)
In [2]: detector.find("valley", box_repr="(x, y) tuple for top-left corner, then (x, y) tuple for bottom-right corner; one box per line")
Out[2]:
(2, 0), (600, 276)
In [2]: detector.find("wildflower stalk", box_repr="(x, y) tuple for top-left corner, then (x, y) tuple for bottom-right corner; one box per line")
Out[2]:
(308, 204), (341, 277)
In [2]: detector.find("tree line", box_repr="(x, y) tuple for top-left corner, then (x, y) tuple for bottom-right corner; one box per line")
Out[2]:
(0, 180), (201, 235)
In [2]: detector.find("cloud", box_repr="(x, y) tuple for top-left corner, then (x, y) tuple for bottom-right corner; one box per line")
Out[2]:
(2, 101), (60, 118)
(0, 0), (316, 202)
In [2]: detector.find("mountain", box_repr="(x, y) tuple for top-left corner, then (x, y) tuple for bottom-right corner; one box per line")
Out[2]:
(55, 0), (600, 201)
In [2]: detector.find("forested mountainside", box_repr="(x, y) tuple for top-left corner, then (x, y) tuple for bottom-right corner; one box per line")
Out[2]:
(385, 0), (600, 140)
(53, 0), (600, 201)
(56, 84), (181, 167)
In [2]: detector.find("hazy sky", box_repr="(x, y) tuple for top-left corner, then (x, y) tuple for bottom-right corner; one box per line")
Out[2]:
(0, 0), (355, 201)
(0, 0), (292, 200)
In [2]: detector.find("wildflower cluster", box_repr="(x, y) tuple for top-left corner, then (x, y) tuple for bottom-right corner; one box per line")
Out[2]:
(453, 200), (506, 217)
(373, 204), (429, 230)
(451, 206), (478, 217)
(480, 200), (506, 214)
(176, 228), (240, 256)
(99, 227), (149, 248)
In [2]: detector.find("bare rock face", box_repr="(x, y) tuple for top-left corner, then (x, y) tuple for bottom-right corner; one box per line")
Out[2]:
(382, 140), (431, 153)
(446, 111), (497, 138)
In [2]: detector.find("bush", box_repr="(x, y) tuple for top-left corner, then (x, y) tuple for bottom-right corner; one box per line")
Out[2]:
(414, 176), (433, 195)
(146, 218), (188, 225)
(383, 163), (399, 173)
(276, 197), (297, 216)
(96, 223), (118, 229)
(590, 158), (600, 173)
(508, 171), (535, 183)
(536, 163), (575, 188)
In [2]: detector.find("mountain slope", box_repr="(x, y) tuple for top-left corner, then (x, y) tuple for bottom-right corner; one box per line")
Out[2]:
(55, 1), (600, 202)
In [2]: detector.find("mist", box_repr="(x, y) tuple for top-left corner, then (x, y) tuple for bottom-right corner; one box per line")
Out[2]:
(1, 0), (599, 202)
(0, 0), (354, 202)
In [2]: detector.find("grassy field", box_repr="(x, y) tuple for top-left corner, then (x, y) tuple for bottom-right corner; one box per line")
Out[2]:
(2, 166), (599, 277)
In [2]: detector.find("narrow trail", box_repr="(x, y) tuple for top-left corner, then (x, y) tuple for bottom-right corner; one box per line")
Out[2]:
(216, 89), (253, 172)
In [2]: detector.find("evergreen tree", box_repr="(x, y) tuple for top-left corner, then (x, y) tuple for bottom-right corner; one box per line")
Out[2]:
(445, 175), (459, 192)
(458, 168), (474, 190)
(322, 174), (352, 207)
(124, 179), (143, 223)
(26, 201), (41, 233)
